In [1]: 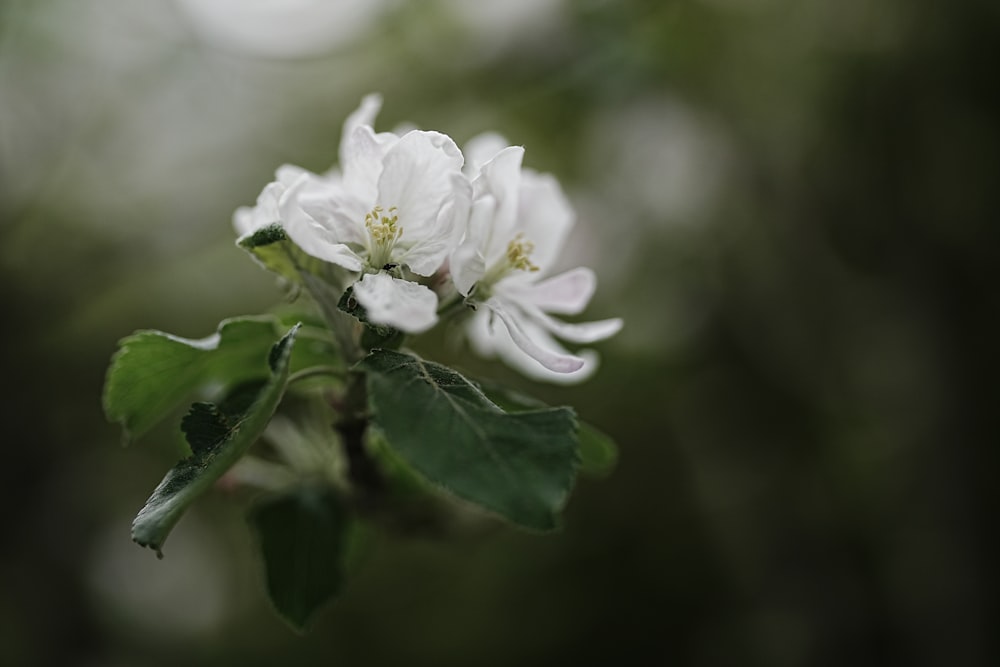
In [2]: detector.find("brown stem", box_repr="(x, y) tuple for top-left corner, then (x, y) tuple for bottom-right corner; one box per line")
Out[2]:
(333, 372), (383, 503)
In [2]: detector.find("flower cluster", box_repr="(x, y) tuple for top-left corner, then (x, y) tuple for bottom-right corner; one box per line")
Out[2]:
(235, 94), (621, 383)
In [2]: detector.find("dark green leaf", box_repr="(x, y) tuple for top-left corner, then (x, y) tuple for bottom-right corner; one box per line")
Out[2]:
(131, 325), (300, 556)
(358, 349), (580, 530)
(103, 316), (340, 444)
(249, 485), (351, 632)
(180, 402), (231, 454)
(475, 381), (620, 477)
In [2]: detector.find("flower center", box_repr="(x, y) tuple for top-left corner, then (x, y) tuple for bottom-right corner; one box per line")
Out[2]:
(505, 234), (539, 273)
(476, 233), (540, 297)
(365, 205), (401, 269)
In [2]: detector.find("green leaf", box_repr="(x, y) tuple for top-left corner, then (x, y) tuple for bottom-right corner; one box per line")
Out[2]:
(358, 349), (580, 530)
(475, 381), (619, 477)
(131, 325), (300, 556)
(103, 315), (339, 444)
(576, 423), (619, 477)
(238, 223), (316, 283)
(249, 485), (351, 632)
(181, 402), (232, 452)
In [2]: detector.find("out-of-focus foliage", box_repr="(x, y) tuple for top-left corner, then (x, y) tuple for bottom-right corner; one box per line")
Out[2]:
(1, 0), (997, 665)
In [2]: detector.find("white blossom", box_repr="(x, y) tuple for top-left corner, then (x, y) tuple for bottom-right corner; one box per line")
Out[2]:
(234, 96), (621, 368)
(451, 136), (622, 383)
(277, 95), (470, 333)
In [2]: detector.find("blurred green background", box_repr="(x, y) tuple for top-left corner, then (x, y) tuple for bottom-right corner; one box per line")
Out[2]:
(2, 0), (997, 665)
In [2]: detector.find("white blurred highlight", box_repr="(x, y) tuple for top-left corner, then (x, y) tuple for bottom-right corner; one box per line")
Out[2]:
(87, 515), (235, 638)
(588, 96), (733, 227)
(445, 0), (566, 53)
(173, 0), (394, 58)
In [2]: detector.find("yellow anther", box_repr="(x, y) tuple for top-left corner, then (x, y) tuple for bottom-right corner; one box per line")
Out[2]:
(476, 232), (543, 295)
(364, 206), (402, 247)
(506, 233), (539, 273)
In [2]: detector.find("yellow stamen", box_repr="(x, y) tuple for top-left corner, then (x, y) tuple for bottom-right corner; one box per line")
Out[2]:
(365, 206), (402, 246)
(505, 233), (539, 273)
(365, 205), (402, 268)
(476, 233), (541, 298)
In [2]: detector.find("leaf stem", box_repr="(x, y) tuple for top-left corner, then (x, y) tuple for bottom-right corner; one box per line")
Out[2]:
(291, 256), (364, 364)
(287, 365), (345, 386)
(333, 372), (383, 503)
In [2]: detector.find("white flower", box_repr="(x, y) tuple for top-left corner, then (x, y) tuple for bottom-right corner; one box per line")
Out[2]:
(451, 136), (622, 383)
(278, 95), (470, 334)
(234, 95), (387, 241)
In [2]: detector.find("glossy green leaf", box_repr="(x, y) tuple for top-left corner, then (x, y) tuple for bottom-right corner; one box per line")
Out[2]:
(475, 381), (619, 477)
(103, 316), (339, 444)
(249, 485), (351, 632)
(131, 325), (300, 556)
(358, 349), (580, 530)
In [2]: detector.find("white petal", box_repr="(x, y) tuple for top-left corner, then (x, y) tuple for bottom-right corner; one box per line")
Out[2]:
(515, 170), (574, 275)
(233, 205), (255, 238)
(445, 169), (474, 248)
(377, 130), (464, 236)
(485, 298), (585, 374)
(345, 93), (400, 150)
(399, 173), (472, 276)
(340, 95), (400, 193)
(275, 163), (309, 187)
(297, 185), (368, 247)
(353, 273), (439, 334)
(467, 305), (599, 384)
(509, 346), (600, 385)
(341, 94), (382, 150)
(397, 232), (451, 276)
(529, 308), (623, 344)
(450, 196), (496, 295)
(279, 176), (364, 271)
(450, 246), (485, 296)
(340, 125), (385, 207)
(465, 307), (500, 357)
(233, 180), (284, 238)
(504, 267), (597, 315)
(474, 145), (524, 256)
